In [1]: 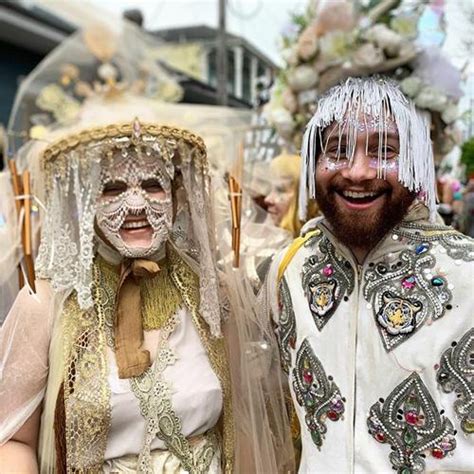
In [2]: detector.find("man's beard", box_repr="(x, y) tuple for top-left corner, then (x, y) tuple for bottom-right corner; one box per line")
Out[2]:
(315, 178), (416, 250)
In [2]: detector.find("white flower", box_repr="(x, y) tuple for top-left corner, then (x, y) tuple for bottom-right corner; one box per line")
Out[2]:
(297, 25), (319, 61)
(282, 88), (298, 113)
(319, 31), (351, 65)
(352, 43), (384, 69)
(414, 86), (448, 112)
(268, 107), (295, 139)
(400, 76), (423, 97)
(287, 65), (318, 92)
(281, 46), (299, 66)
(365, 24), (403, 57)
(441, 103), (459, 124)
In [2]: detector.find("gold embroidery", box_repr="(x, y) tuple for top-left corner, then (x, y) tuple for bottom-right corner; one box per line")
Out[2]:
(62, 272), (111, 472)
(95, 255), (182, 332)
(61, 251), (232, 472)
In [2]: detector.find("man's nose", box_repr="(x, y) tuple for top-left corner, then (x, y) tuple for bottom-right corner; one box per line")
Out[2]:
(340, 151), (377, 182)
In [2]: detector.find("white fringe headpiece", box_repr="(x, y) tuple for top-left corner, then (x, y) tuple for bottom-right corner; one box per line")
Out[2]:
(299, 76), (437, 222)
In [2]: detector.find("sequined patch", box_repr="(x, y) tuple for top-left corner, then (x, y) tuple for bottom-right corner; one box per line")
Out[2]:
(364, 242), (452, 351)
(276, 277), (297, 374)
(368, 372), (457, 473)
(302, 234), (354, 331)
(437, 328), (474, 435)
(292, 339), (345, 449)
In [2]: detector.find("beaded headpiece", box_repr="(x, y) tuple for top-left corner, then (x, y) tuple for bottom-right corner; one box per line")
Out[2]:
(300, 76), (437, 221)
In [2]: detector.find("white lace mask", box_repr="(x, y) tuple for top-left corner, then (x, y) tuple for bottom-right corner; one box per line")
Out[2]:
(95, 150), (173, 258)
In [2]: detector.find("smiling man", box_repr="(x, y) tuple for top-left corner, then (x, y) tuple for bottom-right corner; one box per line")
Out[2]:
(265, 77), (474, 473)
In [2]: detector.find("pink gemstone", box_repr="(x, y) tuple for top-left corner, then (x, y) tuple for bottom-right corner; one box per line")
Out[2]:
(401, 275), (416, 289)
(323, 264), (334, 277)
(303, 370), (313, 385)
(405, 411), (419, 425)
(133, 118), (141, 138)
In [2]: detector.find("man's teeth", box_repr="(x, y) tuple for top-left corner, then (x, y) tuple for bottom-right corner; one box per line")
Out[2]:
(122, 220), (149, 229)
(342, 191), (378, 199)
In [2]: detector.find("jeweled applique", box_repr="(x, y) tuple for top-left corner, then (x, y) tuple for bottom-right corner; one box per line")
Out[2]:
(395, 221), (474, 262)
(292, 339), (345, 449)
(437, 328), (474, 435)
(364, 242), (452, 351)
(276, 277), (297, 374)
(302, 234), (354, 331)
(368, 372), (457, 473)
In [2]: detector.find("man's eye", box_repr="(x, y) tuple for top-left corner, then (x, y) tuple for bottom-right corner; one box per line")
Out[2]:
(370, 146), (398, 158)
(142, 179), (163, 193)
(103, 181), (127, 196)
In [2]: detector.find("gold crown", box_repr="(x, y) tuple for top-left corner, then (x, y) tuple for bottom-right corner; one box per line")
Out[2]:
(42, 119), (207, 163)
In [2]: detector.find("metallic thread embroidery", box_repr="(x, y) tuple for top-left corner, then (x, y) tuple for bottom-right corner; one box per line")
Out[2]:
(62, 268), (112, 472)
(437, 328), (474, 435)
(276, 277), (297, 374)
(302, 234), (354, 331)
(364, 242), (452, 351)
(292, 339), (345, 449)
(395, 221), (474, 262)
(368, 372), (457, 473)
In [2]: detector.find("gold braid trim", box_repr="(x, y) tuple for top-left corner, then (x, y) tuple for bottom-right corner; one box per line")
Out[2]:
(168, 248), (235, 473)
(42, 123), (206, 163)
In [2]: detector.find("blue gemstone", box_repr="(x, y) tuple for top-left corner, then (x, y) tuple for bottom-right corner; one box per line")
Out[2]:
(431, 277), (444, 286)
(415, 243), (429, 255)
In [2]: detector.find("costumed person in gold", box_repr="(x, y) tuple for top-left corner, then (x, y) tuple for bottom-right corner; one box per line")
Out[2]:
(0, 22), (294, 473)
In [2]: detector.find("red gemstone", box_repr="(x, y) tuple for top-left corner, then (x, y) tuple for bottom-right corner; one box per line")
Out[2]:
(405, 411), (419, 425)
(375, 432), (386, 443)
(432, 448), (445, 459)
(327, 410), (339, 421)
(303, 370), (313, 384)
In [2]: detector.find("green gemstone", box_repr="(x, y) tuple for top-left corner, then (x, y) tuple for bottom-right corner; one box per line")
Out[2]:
(462, 418), (474, 434)
(431, 277), (444, 286)
(400, 468), (412, 474)
(403, 427), (416, 446)
(311, 430), (322, 446)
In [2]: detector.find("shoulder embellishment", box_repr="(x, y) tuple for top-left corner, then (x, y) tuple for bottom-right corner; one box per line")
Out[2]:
(364, 242), (452, 351)
(301, 234), (354, 331)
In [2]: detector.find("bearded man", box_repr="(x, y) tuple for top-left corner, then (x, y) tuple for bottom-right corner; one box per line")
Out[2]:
(264, 77), (474, 473)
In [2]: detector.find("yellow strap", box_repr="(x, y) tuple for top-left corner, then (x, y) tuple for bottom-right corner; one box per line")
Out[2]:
(277, 229), (321, 282)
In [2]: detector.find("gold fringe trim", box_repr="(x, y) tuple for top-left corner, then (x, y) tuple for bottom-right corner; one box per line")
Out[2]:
(95, 254), (182, 331)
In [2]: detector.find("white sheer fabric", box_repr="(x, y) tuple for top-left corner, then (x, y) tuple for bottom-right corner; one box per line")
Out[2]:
(0, 281), (56, 443)
(0, 284), (222, 465)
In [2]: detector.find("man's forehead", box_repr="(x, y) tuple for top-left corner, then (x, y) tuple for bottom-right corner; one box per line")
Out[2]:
(322, 113), (399, 140)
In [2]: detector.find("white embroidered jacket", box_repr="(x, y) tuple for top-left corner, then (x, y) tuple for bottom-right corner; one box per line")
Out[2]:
(268, 205), (474, 473)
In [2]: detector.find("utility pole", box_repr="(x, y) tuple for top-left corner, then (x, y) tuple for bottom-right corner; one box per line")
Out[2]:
(217, 0), (228, 106)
